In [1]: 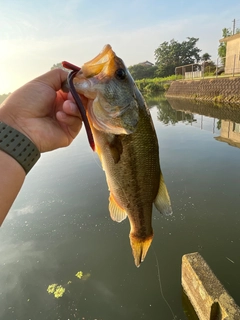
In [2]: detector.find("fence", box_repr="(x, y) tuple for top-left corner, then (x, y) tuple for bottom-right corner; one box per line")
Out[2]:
(185, 70), (202, 79)
(175, 54), (240, 80)
(175, 63), (202, 79)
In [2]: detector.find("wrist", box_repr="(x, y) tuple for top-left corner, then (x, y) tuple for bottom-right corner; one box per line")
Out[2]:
(0, 149), (26, 175)
(0, 100), (35, 143)
(0, 149), (26, 225)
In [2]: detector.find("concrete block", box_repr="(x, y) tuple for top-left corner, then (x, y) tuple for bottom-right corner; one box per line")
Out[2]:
(182, 252), (240, 320)
(166, 77), (240, 103)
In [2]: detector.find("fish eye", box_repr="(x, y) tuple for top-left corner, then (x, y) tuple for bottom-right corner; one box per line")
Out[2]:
(115, 68), (126, 80)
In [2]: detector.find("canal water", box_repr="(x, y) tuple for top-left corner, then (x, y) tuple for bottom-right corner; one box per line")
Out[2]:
(1, 96), (240, 320)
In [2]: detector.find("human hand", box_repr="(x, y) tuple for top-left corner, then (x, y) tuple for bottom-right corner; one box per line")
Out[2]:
(0, 69), (83, 152)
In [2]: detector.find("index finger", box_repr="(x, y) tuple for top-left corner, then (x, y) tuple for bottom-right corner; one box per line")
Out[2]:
(34, 69), (68, 92)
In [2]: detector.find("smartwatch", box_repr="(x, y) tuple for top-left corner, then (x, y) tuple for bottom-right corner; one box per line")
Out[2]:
(0, 121), (40, 174)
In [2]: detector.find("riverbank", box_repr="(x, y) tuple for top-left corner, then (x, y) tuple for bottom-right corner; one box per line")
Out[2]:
(166, 77), (240, 103)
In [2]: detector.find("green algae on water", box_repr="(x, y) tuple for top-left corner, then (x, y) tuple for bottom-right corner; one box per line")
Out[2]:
(47, 270), (90, 299)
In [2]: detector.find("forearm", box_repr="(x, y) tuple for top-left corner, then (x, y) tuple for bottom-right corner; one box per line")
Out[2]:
(0, 150), (25, 226)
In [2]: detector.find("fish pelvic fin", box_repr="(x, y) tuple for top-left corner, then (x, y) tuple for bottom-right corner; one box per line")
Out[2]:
(109, 193), (127, 223)
(154, 173), (172, 215)
(129, 234), (153, 267)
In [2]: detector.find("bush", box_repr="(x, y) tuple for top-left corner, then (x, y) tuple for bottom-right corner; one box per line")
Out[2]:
(145, 82), (164, 93)
(135, 75), (177, 94)
(163, 83), (171, 91)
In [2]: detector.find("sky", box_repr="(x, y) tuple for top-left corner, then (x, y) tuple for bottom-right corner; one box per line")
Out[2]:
(1, 0), (240, 94)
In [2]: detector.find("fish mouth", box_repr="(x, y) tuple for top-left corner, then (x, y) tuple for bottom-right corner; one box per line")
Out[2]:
(81, 44), (116, 78)
(74, 44), (125, 86)
(81, 44), (123, 79)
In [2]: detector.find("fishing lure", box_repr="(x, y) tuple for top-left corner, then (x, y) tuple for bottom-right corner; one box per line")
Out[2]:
(62, 61), (95, 151)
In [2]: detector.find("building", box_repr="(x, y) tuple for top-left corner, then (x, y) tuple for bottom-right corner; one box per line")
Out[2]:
(137, 61), (154, 67)
(219, 33), (240, 74)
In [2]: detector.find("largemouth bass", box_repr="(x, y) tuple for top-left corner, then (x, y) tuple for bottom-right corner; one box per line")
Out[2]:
(73, 45), (172, 267)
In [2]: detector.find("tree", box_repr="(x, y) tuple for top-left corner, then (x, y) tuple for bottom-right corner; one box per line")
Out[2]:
(0, 93), (10, 104)
(154, 37), (201, 77)
(51, 62), (63, 70)
(51, 63), (69, 71)
(201, 53), (216, 74)
(201, 53), (211, 62)
(128, 64), (158, 80)
(218, 28), (232, 65)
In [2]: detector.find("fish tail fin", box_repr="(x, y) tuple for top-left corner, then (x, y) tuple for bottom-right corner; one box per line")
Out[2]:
(129, 234), (153, 267)
(154, 173), (172, 215)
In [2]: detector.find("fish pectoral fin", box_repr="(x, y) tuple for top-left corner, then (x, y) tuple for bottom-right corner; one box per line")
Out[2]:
(109, 135), (123, 164)
(154, 173), (172, 215)
(109, 193), (127, 223)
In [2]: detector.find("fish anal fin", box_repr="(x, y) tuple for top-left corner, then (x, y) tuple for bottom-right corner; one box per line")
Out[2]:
(109, 193), (127, 223)
(154, 173), (172, 216)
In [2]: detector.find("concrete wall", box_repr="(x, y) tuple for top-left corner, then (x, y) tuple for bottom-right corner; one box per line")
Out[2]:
(166, 77), (240, 103)
(221, 33), (240, 75)
(225, 53), (240, 75)
(182, 253), (240, 320)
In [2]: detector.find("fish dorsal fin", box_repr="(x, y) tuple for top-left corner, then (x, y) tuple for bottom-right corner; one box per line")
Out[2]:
(109, 193), (127, 223)
(154, 173), (172, 215)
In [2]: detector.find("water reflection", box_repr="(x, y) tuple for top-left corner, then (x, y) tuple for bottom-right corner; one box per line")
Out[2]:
(1, 95), (240, 320)
(215, 121), (240, 148)
(181, 290), (199, 320)
(146, 96), (240, 150)
(167, 97), (240, 149)
(166, 97), (240, 124)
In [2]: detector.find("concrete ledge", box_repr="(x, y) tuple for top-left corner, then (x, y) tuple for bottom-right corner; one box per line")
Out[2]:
(182, 252), (240, 320)
(166, 77), (240, 103)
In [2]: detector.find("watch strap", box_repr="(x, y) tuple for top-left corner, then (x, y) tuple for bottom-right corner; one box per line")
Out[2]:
(0, 121), (40, 174)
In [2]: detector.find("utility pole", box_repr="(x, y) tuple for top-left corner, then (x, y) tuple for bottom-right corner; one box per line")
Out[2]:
(233, 18), (236, 35)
